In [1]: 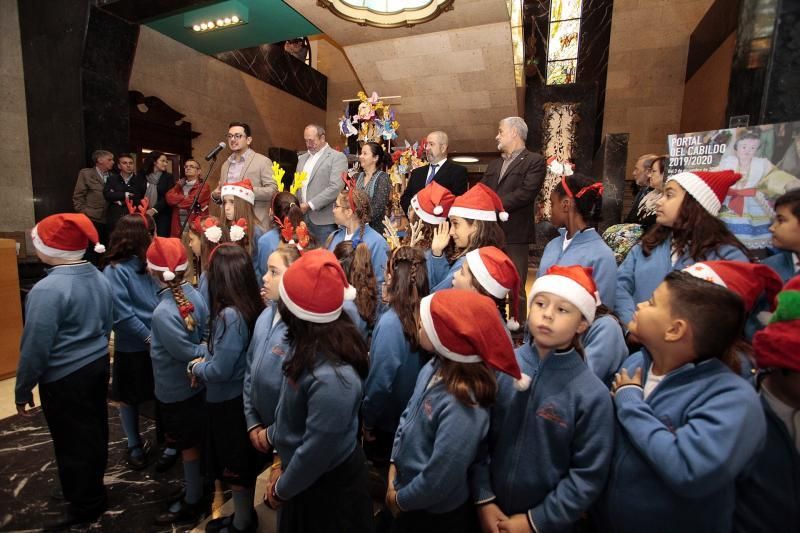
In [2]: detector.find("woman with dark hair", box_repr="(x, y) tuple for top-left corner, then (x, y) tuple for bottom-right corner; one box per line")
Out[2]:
(356, 141), (393, 234)
(138, 151), (175, 237)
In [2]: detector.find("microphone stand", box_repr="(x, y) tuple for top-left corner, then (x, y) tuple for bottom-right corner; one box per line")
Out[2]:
(179, 153), (220, 236)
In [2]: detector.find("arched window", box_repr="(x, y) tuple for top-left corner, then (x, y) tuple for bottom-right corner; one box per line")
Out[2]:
(546, 0), (582, 85)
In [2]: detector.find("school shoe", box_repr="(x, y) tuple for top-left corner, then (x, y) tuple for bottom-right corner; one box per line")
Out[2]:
(42, 506), (105, 531)
(205, 512), (258, 533)
(125, 439), (152, 470)
(154, 448), (179, 473)
(153, 499), (205, 526)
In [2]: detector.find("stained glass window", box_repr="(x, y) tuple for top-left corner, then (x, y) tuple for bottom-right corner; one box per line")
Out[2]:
(546, 0), (582, 85)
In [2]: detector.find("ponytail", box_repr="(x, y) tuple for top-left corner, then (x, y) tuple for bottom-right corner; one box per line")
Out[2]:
(333, 241), (378, 327)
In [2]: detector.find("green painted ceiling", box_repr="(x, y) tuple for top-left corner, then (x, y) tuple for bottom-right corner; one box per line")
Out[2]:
(146, 0), (319, 55)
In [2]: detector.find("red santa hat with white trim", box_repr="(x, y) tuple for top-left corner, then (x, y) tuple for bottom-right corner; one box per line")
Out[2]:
(221, 178), (255, 205)
(530, 264), (601, 323)
(681, 260), (783, 314)
(411, 181), (456, 224)
(279, 248), (356, 323)
(146, 236), (189, 281)
(31, 213), (105, 260)
(465, 246), (521, 330)
(448, 183), (509, 222)
(665, 169), (741, 216)
(419, 289), (530, 390)
(753, 276), (800, 372)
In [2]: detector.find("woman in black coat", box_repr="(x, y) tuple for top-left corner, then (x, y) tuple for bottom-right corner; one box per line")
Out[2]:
(138, 151), (175, 237)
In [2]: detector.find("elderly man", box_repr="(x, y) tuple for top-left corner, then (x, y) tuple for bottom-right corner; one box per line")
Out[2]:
(297, 124), (348, 243)
(210, 122), (276, 225)
(73, 149), (115, 262)
(400, 130), (468, 214)
(481, 117), (546, 325)
(624, 153), (658, 223)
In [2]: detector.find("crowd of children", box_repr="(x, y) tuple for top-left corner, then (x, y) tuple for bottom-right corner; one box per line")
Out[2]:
(14, 169), (800, 532)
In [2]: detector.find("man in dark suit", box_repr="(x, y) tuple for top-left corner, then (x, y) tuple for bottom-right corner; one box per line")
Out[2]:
(400, 131), (468, 214)
(104, 153), (145, 235)
(481, 117), (546, 325)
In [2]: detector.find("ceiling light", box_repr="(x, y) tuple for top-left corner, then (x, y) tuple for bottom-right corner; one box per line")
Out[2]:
(318, 0), (455, 29)
(452, 156), (479, 163)
(185, 1), (249, 33)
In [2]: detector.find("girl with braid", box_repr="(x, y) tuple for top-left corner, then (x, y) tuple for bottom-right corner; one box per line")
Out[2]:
(147, 237), (210, 527)
(333, 240), (378, 341)
(362, 246), (429, 464)
(327, 179), (390, 287)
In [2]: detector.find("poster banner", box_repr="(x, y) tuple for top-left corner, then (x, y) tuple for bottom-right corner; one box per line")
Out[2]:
(667, 122), (800, 249)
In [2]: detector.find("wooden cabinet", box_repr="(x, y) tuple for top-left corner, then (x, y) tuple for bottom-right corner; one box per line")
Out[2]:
(0, 239), (23, 379)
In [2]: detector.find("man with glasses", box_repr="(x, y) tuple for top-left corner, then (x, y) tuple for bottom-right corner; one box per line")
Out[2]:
(165, 158), (210, 237)
(104, 153), (144, 235)
(297, 124), (348, 243)
(210, 122), (276, 225)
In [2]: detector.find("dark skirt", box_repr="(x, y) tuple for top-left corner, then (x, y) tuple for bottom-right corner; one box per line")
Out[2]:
(158, 391), (205, 451)
(278, 445), (374, 533)
(389, 500), (480, 533)
(110, 349), (155, 405)
(207, 395), (268, 487)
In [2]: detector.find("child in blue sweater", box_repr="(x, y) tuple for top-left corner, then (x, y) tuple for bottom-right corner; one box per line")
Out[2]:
(362, 245), (429, 464)
(147, 237), (210, 526)
(264, 249), (373, 533)
(540, 173), (617, 310)
(15, 213), (112, 529)
(387, 289), (527, 532)
(616, 170), (751, 325)
(472, 264), (614, 533)
(595, 270), (766, 533)
(102, 211), (160, 470)
(428, 183), (506, 293)
(189, 244), (265, 533)
(764, 189), (800, 283)
(454, 245), (521, 332)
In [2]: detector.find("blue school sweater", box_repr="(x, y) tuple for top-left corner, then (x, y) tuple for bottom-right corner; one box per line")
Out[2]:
(391, 358), (490, 513)
(198, 271), (209, 306)
(342, 299), (371, 342)
(362, 309), (424, 434)
(582, 314), (627, 386)
(327, 224), (389, 287)
(267, 353), (363, 500)
(538, 228), (618, 310)
(763, 249), (797, 283)
(425, 251), (465, 293)
(734, 393), (800, 533)
(103, 257), (160, 352)
(615, 238), (749, 325)
(593, 349), (766, 533)
(15, 262), (113, 405)
(191, 306), (251, 403)
(471, 344), (613, 532)
(150, 283), (209, 403)
(255, 227), (281, 282)
(243, 305), (289, 430)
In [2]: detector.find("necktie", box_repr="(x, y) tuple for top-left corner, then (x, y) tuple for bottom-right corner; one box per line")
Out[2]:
(425, 164), (438, 185)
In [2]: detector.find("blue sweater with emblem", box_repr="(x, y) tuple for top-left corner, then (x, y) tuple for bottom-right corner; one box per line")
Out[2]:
(471, 343), (614, 532)
(538, 228), (618, 311)
(581, 314), (627, 386)
(150, 283), (209, 403)
(362, 308), (425, 434)
(327, 224), (389, 287)
(243, 305), (289, 430)
(191, 306), (252, 402)
(593, 349), (766, 533)
(267, 353), (363, 500)
(615, 238), (749, 325)
(16, 262), (113, 404)
(103, 257), (160, 353)
(425, 251), (465, 293)
(255, 227), (281, 283)
(391, 358), (490, 513)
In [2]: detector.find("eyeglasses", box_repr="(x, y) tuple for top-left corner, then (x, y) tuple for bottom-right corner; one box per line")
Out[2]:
(226, 133), (246, 140)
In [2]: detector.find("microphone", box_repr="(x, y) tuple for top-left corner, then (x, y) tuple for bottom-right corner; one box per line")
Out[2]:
(205, 142), (226, 161)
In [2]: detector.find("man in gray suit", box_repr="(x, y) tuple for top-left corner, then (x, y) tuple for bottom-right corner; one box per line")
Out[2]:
(297, 124), (348, 243)
(73, 149), (115, 264)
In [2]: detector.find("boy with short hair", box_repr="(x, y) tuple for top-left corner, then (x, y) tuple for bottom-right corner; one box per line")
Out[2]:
(15, 213), (113, 529)
(765, 189), (800, 282)
(593, 270), (766, 533)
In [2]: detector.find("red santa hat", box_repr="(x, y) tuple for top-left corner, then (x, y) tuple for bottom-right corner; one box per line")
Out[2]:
(665, 170), (741, 216)
(530, 265), (601, 324)
(681, 260), (783, 313)
(465, 246), (521, 330)
(753, 276), (800, 372)
(31, 213), (105, 260)
(221, 178), (255, 205)
(279, 248), (356, 323)
(419, 289), (530, 390)
(410, 181), (456, 224)
(449, 183), (508, 222)
(146, 236), (189, 281)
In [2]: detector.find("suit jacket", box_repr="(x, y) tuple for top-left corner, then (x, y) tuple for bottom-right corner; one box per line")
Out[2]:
(400, 159), (469, 214)
(136, 170), (175, 237)
(296, 146), (348, 226)
(73, 167), (109, 224)
(213, 150), (276, 223)
(104, 173), (146, 232)
(481, 149), (546, 244)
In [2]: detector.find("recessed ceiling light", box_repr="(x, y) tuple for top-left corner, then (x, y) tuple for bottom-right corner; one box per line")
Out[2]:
(452, 156), (479, 163)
